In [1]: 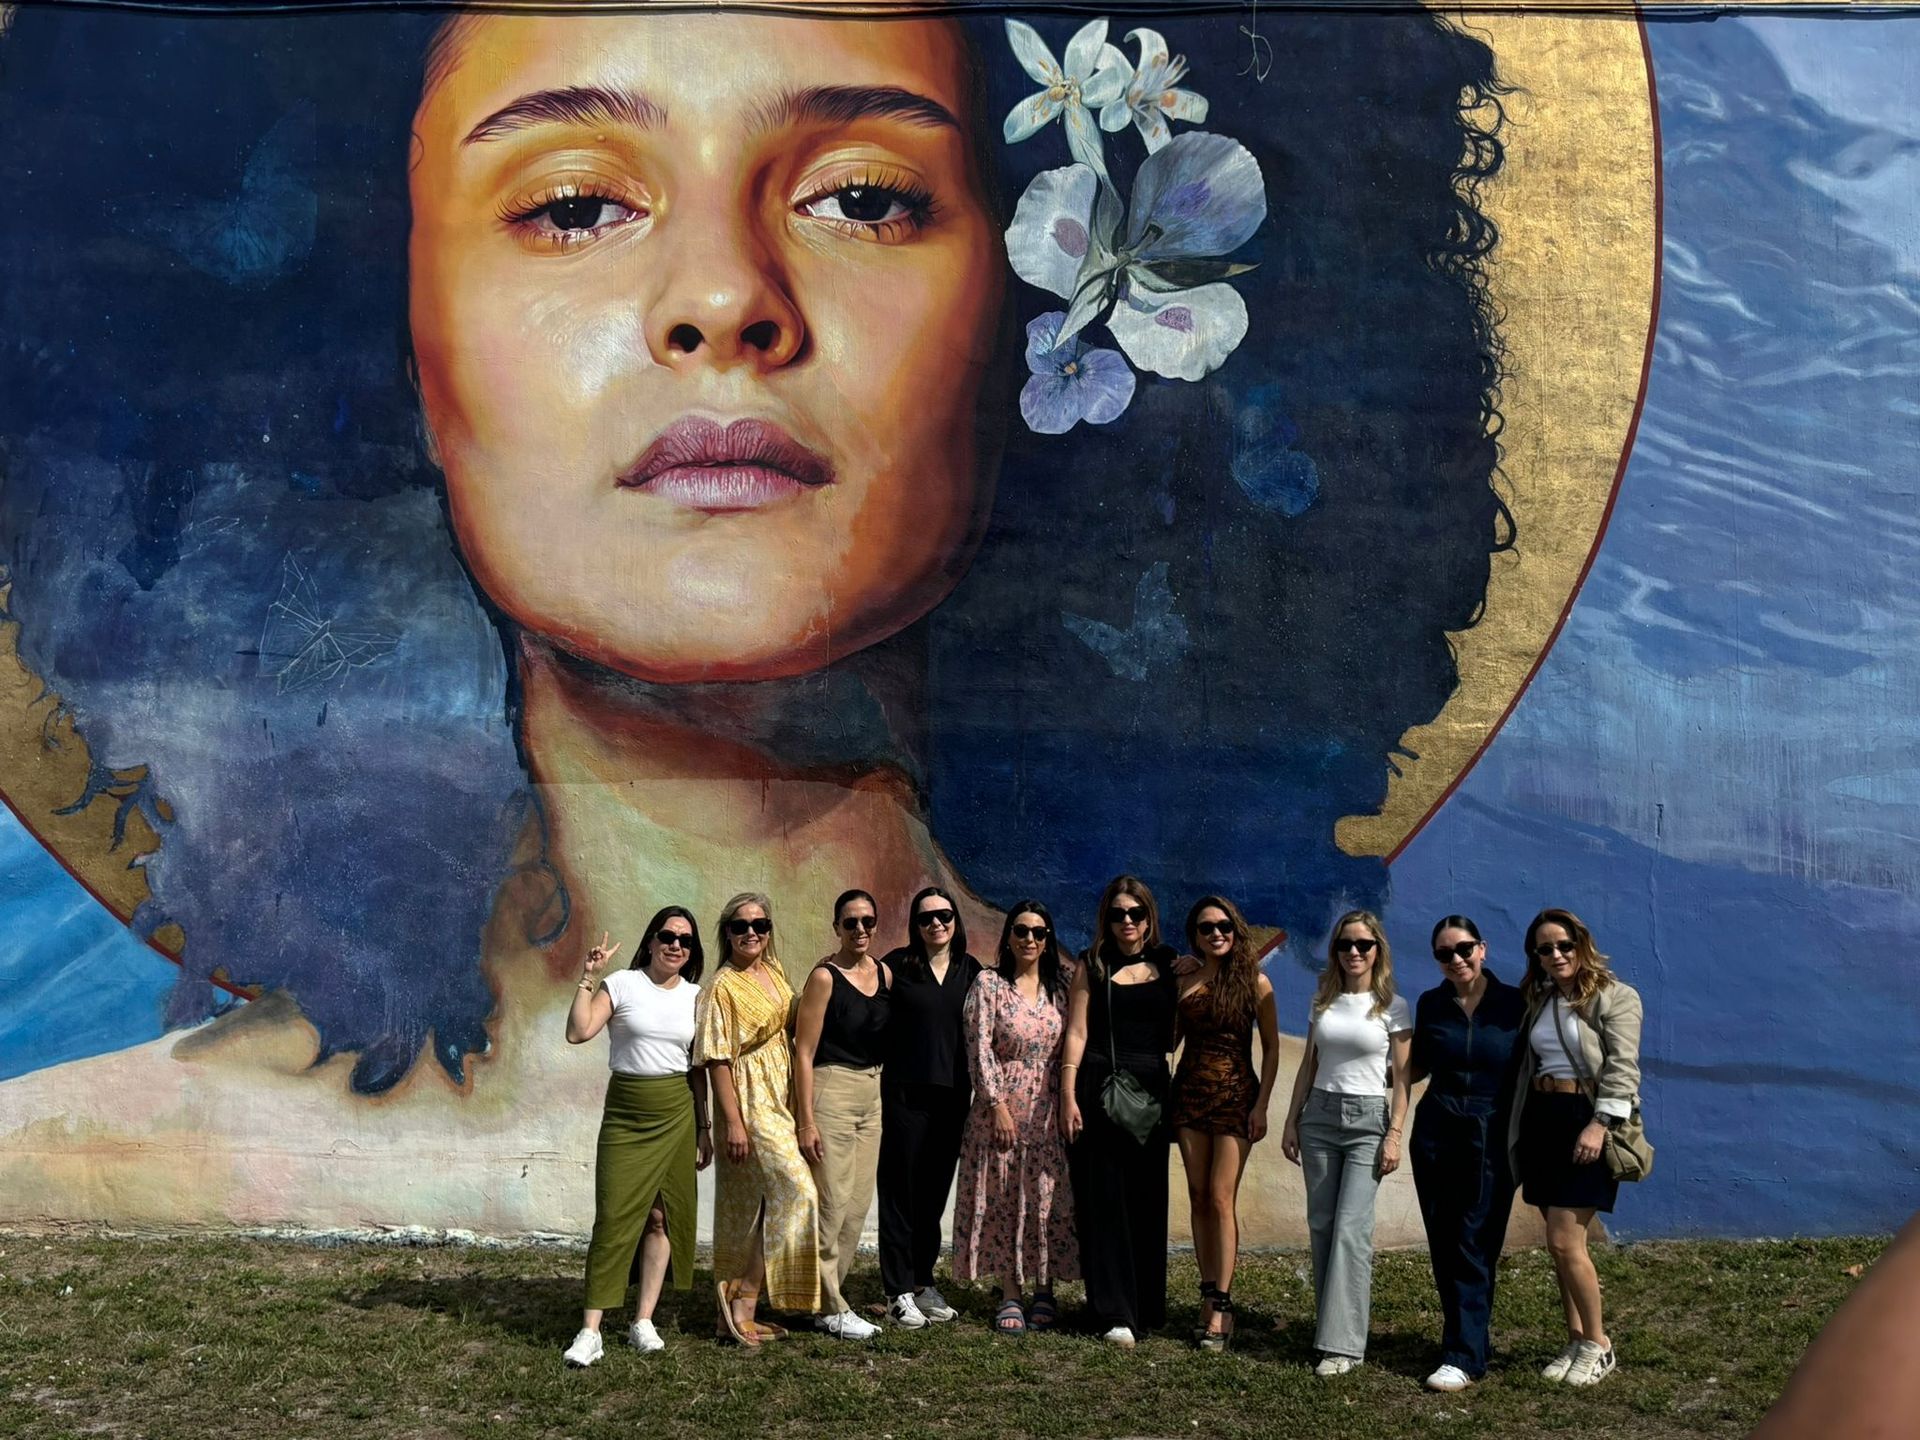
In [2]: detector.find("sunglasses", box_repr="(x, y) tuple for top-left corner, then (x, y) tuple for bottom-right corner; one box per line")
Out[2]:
(838, 915), (878, 931)
(654, 929), (694, 950)
(1108, 905), (1150, 925)
(1010, 924), (1050, 942)
(724, 917), (773, 937)
(1194, 920), (1235, 938)
(1532, 939), (1578, 959)
(1433, 940), (1480, 962)
(1334, 937), (1378, 956)
(915, 908), (956, 929)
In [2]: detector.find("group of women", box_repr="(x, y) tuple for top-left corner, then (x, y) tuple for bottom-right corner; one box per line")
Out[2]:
(557, 879), (1646, 1395)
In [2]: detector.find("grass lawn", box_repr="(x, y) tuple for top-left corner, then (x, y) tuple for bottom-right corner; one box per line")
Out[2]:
(0, 1233), (1881, 1440)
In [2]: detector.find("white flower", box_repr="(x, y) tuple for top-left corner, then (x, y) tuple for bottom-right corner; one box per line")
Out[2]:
(1005, 133), (1266, 382)
(1002, 19), (1130, 181)
(1099, 28), (1209, 153)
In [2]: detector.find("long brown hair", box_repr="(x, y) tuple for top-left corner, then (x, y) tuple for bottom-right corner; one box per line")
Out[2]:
(1086, 874), (1161, 979)
(1522, 907), (1615, 1010)
(1185, 895), (1259, 1031)
(1311, 909), (1397, 1018)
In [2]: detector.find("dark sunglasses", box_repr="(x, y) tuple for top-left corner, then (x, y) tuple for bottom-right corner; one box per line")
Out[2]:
(915, 908), (956, 929)
(838, 915), (878, 931)
(1433, 940), (1480, 962)
(1334, 937), (1378, 955)
(1532, 938), (1578, 959)
(1010, 923), (1050, 942)
(724, 917), (773, 937)
(654, 929), (694, 950)
(1108, 905), (1150, 925)
(1195, 920), (1236, 938)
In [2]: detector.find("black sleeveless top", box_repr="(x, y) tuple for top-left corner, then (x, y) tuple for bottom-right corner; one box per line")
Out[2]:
(1085, 944), (1179, 1075)
(815, 961), (891, 1070)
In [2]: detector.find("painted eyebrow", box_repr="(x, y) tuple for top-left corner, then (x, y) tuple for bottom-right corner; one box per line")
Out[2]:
(755, 84), (961, 133)
(463, 86), (666, 145)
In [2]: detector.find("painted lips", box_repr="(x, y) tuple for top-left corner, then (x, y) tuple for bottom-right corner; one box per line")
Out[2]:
(617, 417), (834, 512)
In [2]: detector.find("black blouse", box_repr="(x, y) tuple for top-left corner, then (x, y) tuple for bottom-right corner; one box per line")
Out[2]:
(879, 947), (982, 1089)
(814, 961), (891, 1070)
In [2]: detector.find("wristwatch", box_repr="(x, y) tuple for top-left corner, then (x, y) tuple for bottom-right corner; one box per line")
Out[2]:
(1596, 1111), (1622, 1130)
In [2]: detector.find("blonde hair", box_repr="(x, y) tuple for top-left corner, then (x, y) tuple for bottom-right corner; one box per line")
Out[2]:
(1311, 909), (1397, 1019)
(717, 891), (780, 971)
(1522, 907), (1615, 1010)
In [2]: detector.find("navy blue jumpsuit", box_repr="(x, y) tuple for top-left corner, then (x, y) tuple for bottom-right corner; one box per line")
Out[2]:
(1408, 969), (1527, 1377)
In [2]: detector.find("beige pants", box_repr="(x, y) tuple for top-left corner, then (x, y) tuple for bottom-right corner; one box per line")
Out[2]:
(811, 1064), (883, 1313)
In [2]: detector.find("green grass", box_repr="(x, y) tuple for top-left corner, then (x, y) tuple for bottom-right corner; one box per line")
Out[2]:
(0, 1233), (1882, 1440)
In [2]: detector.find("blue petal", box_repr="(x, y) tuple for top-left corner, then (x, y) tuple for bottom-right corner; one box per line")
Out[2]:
(1020, 372), (1088, 434)
(1071, 346), (1137, 425)
(1125, 132), (1267, 261)
(1024, 311), (1073, 375)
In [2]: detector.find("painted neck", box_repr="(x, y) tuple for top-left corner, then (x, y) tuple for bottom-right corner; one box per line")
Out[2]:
(515, 635), (947, 977)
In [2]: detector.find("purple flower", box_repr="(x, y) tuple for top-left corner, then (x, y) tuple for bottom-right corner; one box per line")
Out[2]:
(1019, 311), (1136, 434)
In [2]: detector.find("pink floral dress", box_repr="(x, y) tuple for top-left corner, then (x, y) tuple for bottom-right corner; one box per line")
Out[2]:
(952, 965), (1080, 1285)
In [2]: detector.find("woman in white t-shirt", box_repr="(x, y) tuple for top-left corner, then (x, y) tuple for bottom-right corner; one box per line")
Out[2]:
(1280, 909), (1413, 1375)
(559, 907), (713, 1368)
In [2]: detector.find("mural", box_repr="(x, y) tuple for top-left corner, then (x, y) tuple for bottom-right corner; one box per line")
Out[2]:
(0, 2), (1910, 1242)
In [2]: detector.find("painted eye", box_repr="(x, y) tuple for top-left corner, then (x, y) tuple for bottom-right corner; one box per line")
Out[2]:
(800, 184), (926, 229)
(530, 195), (639, 236)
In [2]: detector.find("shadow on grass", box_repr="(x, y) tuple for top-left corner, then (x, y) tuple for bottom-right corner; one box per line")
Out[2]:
(346, 1266), (728, 1345)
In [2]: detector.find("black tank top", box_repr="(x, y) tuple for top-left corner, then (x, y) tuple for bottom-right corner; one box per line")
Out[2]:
(816, 961), (891, 1069)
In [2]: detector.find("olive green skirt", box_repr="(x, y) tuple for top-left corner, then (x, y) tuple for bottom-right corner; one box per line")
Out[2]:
(583, 1072), (698, 1311)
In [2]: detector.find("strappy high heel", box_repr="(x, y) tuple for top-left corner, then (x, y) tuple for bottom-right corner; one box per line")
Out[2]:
(1198, 1292), (1234, 1353)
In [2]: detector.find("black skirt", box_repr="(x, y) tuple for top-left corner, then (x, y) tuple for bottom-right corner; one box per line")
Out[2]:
(1518, 1090), (1620, 1213)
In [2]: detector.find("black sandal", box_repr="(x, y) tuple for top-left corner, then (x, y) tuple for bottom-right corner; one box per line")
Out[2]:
(1194, 1279), (1219, 1339)
(1198, 1292), (1234, 1353)
(1027, 1292), (1058, 1332)
(994, 1296), (1028, 1335)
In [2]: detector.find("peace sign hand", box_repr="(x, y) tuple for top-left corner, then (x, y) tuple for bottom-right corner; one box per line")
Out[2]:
(582, 931), (621, 982)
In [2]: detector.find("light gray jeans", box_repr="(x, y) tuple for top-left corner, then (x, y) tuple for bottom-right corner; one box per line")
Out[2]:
(1298, 1089), (1388, 1359)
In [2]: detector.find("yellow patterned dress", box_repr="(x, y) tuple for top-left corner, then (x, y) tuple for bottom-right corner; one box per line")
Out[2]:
(694, 962), (822, 1312)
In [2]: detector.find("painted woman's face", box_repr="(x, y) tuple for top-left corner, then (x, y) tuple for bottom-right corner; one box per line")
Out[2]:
(411, 14), (1005, 683)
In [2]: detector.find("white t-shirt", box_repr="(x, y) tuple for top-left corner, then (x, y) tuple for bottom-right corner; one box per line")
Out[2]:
(601, 968), (699, 1078)
(1309, 991), (1414, 1094)
(1529, 1002), (1586, 1081)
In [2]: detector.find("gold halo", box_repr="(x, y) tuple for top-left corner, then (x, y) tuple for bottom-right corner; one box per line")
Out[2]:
(1337, 9), (1659, 859)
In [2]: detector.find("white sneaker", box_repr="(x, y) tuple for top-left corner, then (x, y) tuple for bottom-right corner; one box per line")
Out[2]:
(889, 1293), (929, 1329)
(1425, 1363), (1472, 1392)
(562, 1328), (604, 1367)
(1564, 1340), (1617, 1387)
(1314, 1354), (1361, 1376)
(822, 1309), (879, 1341)
(627, 1319), (665, 1354)
(1542, 1340), (1584, 1382)
(1101, 1326), (1136, 1350)
(914, 1286), (958, 1322)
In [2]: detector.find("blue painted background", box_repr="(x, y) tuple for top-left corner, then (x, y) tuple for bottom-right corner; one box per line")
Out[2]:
(2, 12), (1917, 1236)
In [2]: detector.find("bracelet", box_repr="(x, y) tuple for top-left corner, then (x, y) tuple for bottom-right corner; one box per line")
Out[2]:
(576, 980), (597, 992)
(1060, 1062), (1079, 1071)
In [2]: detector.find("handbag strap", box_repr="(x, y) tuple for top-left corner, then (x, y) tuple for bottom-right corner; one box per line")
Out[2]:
(1550, 994), (1599, 1100)
(1104, 958), (1120, 1075)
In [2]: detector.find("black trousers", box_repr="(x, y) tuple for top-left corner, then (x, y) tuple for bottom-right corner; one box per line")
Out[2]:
(877, 1082), (969, 1298)
(1070, 1061), (1170, 1334)
(1410, 1093), (1516, 1377)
